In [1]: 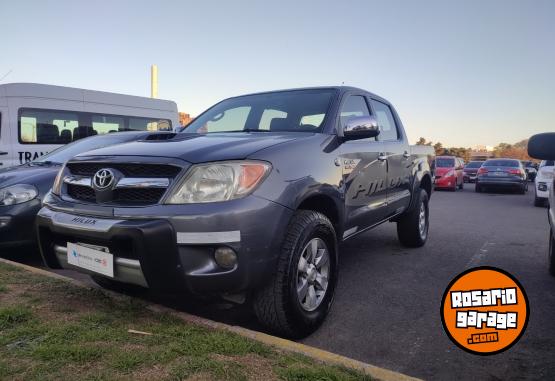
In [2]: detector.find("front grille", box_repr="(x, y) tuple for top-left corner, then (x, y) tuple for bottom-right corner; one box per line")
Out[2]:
(113, 188), (166, 204)
(67, 184), (96, 201)
(66, 162), (181, 178)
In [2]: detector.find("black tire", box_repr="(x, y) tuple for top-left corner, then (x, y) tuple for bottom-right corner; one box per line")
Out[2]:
(397, 189), (429, 248)
(475, 184), (482, 193)
(91, 275), (147, 295)
(253, 210), (337, 339)
(518, 184), (527, 195)
(549, 229), (555, 277)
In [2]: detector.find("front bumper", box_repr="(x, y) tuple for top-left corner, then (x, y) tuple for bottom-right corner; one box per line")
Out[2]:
(434, 175), (456, 188)
(536, 181), (551, 199)
(463, 173), (477, 182)
(0, 199), (42, 247)
(36, 194), (293, 295)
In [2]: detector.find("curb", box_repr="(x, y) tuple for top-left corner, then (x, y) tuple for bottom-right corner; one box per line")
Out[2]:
(0, 257), (422, 381)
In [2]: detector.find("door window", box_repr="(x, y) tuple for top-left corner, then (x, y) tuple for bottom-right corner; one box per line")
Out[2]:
(340, 96), (376, 141)
(370, 100), (399, 141)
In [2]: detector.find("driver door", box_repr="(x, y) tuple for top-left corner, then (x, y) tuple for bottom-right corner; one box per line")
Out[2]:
(339, 94), (388, 238)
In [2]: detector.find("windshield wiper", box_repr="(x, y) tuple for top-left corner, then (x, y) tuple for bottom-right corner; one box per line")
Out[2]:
(210, 129), (270, 133)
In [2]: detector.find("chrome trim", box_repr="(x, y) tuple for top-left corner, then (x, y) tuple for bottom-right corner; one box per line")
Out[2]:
(116, 178), (170, 188)
(45, 209), (123, 233)
(176, 231), (241, 244)
(63, 176), (92, 187)
(54, 244), (147, 287)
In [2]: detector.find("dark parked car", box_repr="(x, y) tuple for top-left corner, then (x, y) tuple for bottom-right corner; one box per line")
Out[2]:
(522, 160), (538, 181)
(528, 133), (555, 274)
(36, 87), (434, 338)
(463, 161), (484, 183)
(0, 131), (171, 248)
(475, 159), (528, 194)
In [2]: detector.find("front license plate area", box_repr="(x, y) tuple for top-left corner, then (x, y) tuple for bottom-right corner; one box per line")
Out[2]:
(67, 242), (114, 277)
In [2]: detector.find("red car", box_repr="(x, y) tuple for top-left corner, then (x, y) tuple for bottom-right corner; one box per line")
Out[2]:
(434, 156), (464, 191)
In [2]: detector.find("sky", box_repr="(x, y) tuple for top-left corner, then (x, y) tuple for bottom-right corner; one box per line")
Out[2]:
(1, 0), (553, 147)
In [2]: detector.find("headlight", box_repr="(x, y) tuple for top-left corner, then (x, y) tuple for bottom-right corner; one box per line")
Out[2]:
(445, 169), (455, 177)
(0, 184), (38, 206)
(166, 161), (271, 204)
(51, 165), (66, 196)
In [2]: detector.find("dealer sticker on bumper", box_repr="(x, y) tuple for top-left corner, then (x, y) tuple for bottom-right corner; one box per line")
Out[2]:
(67, 242), (114, 277)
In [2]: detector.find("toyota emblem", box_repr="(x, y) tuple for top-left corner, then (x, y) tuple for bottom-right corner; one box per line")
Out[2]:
(93, 169), (115, 190)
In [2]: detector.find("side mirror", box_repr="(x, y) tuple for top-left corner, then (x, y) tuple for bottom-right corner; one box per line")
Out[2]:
(342, 116), (380, 140)
(528, 133), (555, 160)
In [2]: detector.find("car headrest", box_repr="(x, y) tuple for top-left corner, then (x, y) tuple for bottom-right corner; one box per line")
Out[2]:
(36, 123), (60, 143)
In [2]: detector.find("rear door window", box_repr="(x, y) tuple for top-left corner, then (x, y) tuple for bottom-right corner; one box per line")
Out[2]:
(369, 100), (399, 141)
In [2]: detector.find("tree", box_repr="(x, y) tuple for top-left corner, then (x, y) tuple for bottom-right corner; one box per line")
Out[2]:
(416, 137), (433, 146)
(433, 142), (444, 155)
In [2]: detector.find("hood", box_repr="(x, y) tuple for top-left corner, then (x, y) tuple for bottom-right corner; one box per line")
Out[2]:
(435, 167), (454, 176)
(0, 164), (60, 192)
(77, 132), (313, 163)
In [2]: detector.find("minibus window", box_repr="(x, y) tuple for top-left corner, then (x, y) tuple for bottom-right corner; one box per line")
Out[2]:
(18, 108), (172, 144)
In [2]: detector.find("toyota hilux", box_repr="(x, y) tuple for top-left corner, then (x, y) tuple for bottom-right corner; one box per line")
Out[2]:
(36, 87), (434, 338)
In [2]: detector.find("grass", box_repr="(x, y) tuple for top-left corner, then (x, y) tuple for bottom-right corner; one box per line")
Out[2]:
(0, 261), (371, 381)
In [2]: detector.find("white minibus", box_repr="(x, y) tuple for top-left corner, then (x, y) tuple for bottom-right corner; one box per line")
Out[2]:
(0, 83), (179, 168)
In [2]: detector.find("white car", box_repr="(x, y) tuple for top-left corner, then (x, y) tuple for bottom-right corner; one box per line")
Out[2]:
(535, 160), (554, 207)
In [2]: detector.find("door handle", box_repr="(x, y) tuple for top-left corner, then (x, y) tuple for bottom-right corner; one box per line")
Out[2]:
(0, 152), (7, 156)
(403, 151), (410, 159)
(378, 153), (387, 161)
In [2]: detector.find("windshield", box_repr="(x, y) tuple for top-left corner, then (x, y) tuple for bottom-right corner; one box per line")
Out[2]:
(33, 133), (141, 164)
(184, 90), (335, 134)
(436, 158), (455, 168)
(483, 159), (520, 167)
(465, 161), (483, 168)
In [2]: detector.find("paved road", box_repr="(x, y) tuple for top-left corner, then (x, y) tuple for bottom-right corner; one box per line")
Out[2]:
(4, 183), (554, 380)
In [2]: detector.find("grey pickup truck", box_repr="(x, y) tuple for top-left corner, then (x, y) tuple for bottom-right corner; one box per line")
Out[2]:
(36, 87), (434, 338)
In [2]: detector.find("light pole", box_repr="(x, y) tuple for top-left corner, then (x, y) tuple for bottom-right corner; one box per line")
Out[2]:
(151, 65), (158, 98)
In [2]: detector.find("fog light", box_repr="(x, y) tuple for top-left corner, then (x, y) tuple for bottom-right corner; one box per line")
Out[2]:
(214, 247), (237, 269)
(0, 216), (11, 229)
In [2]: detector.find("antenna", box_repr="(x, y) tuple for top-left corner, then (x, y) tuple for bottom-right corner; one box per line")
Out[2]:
(0, 69), (13, 82)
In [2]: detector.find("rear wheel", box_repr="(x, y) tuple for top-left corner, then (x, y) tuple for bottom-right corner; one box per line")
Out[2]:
(253, 210), (337, 339)
(475, 184), (482, 193)
(549, 229), (555, 277)
(397, 189), (429, 247)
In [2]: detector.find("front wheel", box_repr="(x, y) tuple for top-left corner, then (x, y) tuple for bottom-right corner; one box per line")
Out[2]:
(397, 189), (429, 247)
(253, 210), (337, 339)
